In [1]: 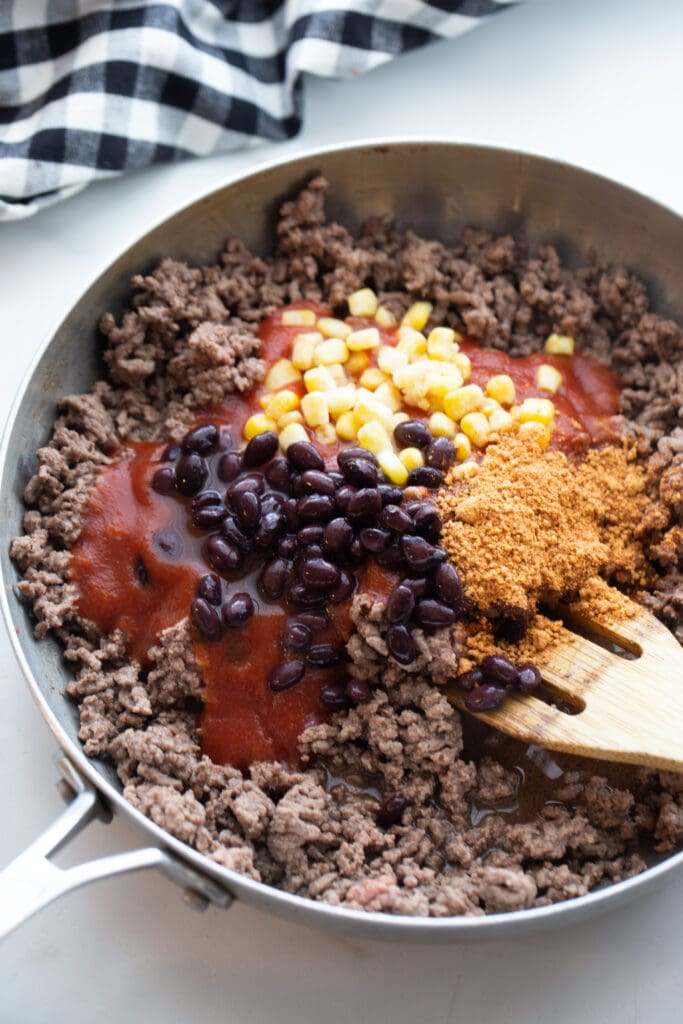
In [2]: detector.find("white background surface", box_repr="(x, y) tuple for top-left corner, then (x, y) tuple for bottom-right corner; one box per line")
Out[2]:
(1, 0), (682, 1021)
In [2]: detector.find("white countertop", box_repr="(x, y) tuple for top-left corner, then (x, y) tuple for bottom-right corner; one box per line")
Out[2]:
(1, 1), (682, 1021)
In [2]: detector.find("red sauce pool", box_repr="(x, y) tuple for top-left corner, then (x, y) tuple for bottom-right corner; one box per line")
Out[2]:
(71, 303), (622, 772)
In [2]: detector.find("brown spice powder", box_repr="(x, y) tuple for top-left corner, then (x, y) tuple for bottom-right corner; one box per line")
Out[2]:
(438, 433), (650, 619)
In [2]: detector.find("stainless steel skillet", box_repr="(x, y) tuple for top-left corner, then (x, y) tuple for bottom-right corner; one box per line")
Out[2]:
(1, 140), (682, 943)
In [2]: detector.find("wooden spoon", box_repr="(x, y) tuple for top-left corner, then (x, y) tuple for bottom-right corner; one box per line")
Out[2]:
(446, 606), (683, 773)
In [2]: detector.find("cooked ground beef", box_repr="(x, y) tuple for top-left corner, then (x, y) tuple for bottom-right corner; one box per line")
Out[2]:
(10, 178), (683, 916)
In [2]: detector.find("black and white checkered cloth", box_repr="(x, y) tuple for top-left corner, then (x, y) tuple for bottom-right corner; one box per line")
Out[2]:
(0, 1), (515, 221)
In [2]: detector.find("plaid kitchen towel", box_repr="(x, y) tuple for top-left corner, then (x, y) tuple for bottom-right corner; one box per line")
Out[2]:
(0, 1), (515, 221)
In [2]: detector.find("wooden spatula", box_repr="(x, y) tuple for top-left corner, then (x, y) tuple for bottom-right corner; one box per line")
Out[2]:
(446, 606), (683, 773)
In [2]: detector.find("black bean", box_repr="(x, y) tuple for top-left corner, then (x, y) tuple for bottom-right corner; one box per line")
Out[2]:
(192, 490), (223, 511)
(375, 544), (406, 571)
(378, 504), (412, 533)
(359, 527), (390, 553)
(286, 441), (324, 472)
(452, 668), (483, 691)
(217, 451), (242, 483)
(415, 598), (456, 629)
(253, 510), (285, 550)
(261, 493), (284, 516)
(282, 622), (312, 652)
(401, 535), (446, 573)
(191, 597), (222, 641)
(277, 535), (298, 558)
(323, 517), (354, 554)
(385, 584), (415, 624)
(288, 581), (326, 608)
(297, 556), (340, 590)
(300, 543), (323, 560)
(243, 431), (279, 467)
(297, 494), (336, 522)
(196, 573), (221, 606)
(464, 684), (508, 712)
(296, 611), (329, 632)
(394, 420), (431, 450)
(481, 654), (519, 686)
(289, 473), (305, 498)
(411, 502), (441, 542)
(402, 577), (430, 599)
(378, 484), (404, 506)
(283, 498), (299, 532)
(376, 794), (408, 829)
(220, 516), (252, 552)
(337, 447), (377, 468)
(154, 528), (182, 558)
(347, 488), (382, 523)
(152, 467), (176, 496)
(517, 663), (542, 694)
(269, 659), (306, 693)
(222, 592), (255, 628)
(329, 569), (356, 605)
(206, 535), (242, 573)
(233, 490), (261, 532)
(192, 505), (228, 530)
(407, 466), (443, 489)
(433, 562), (463, 609)
(298, 525), (324, 546)
(175, 452), (208, 496)
(181, 423), (219, 454)
(319, 683), (349, 711)
(346, 679), (371, 704)
(227, 473), (265, 498)
(301, 470), (335, 496)
(426, 436), (457, 472)
(334, 484), (357, 511)
(260, 557), (290, 600)
(341, 457), (378, 487)
(218, 428), (233, 451)
(386, 624), (416, 665)
(265, 457), (291, 491)
(347, 537), (366, 565)
(160, 443), (180, 463)
(328, 471), (345, 488)
(306, 644), (342, 667)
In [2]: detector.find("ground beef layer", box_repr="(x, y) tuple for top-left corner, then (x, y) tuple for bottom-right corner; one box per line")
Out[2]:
(10, 178), (683, 916)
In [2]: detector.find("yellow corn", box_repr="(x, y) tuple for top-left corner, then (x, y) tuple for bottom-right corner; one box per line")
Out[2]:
(454, 432), (472, 461)
(291, 333), (322, 371)
(346, 351), (370, 376)
(375, 305), (397, 327)
(244, 413), (277, 440)
(301, 392), (330, 428)
(264, 389), (299, 420)
(335, 411), (357, 441)
(374, 380), (402, 412)
(265, 357), (302, 391)
(429, 411), (457, 438)
(303, 366), (336, 393)
(359, 367), (388, 391)
(327, 363), (348, 386)
(460, 411), (490, 447)
(353, 393), (393, 430)
(314, 337), (349, 366)
(348, 288), (378, 317)
(401, 301), (433, 331)
(519, 420), (552, 450)
(452, 352), (472, 381)
(357, 421), (391, 455)
(347, 326), (381, 351)
(315, 423), (338, 446)
(326, 385), (356, 418)
(488, 408), (515, 433)
(377, 345), (408, 375)
(536, 364), (563, 393)
(518, 397), (555, 425)
(485, 373), (516, 406)
(399, 447), (425, 471)
(317, 317), (351, 339)
(277, 410), (304, 428)
(377, 449), (409, 486)
(443, 383), (484, 421)
(452, 461), (480, 481)
(282, 308), (316, 327)
(279, 422), (309, 449)
(427, 326), (459, 361)
(391, 411), (410, 430)
(545, 333), (575, 355)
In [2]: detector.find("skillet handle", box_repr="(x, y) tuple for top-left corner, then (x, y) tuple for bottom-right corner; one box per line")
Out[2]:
(0, 755), (233, 941)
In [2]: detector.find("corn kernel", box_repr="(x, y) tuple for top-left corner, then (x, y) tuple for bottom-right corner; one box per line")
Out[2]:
(277, 410), (304, 428)
(243, 413), (277, 440)
(278, 422), (309, 449)
(264, 389), (299, 420)
(429, 412), (457, 438)
(460, 411), (490, 447)
(315, 423), (338, 446)
(399, 446), (425, 472)
(326, 385), (356, 418)
(488, 408), (515, 432)
(545, 333), (574, 355)
(317, 317), (351, 339)
(346, 326), (380, 351)
(374, 381), (402, 412)
(536, 364), (563, 394)
(378, 345), (408, 375)
(327, 363), (348, 386)
(265, 358), (303, 391)
(301, 392), (330, 428)
(519, 420), (552, 450)
(348, 288), (378, 318)
(427, 326), (459, 361)
(377, 449), (409, 486)
(314, 337), (349, 366)
(452, 461), (480, 481)
(518, 397), (555, 425)
(335, 411), (357, 441)
(346, 351), (370, 376)
(291, 333), (322, 371)
(454, 432), (472, 461)
(452, 352), (472, 381)
(397, 325), (427, 355)
(480, 398), (502, 417)
(443, 384), (484, 421)
(359, 367), (388, 391)
(391, 411), (410, 430)
(282, 308), (316, 327)
(353, 393), (393, 430)
(485, 373), (516, 406)
(375, 305), (397, 327)
(357, 421), (391, 455)
(401, 301), (433, 331)
(303, 366), (336, 393)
